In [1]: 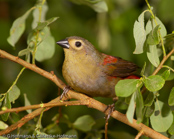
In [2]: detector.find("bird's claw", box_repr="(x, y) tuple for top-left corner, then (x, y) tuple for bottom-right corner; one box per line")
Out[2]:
(104, 103), (115, 121)
(60, 86), (72, 100)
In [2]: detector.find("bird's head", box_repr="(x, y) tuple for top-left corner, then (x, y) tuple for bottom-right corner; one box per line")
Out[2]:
(57, 36), (98, 56)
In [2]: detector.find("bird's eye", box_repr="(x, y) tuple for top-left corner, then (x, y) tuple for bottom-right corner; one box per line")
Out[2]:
(75, 41), (82, 47)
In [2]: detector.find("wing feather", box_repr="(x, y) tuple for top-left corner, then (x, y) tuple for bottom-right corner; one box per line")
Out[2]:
(102, 54), (139, 77)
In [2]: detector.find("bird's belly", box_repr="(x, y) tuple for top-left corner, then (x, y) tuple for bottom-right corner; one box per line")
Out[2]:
(63, 65), (119, 97)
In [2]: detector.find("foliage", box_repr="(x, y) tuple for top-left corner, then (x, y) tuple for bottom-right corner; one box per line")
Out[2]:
(115, 0), (174, 136)
(0, 0), (174, 138)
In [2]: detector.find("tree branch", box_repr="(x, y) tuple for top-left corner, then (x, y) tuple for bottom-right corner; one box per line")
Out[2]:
(0, 100), (87, 115)
(0, 49), (168, 139)
(152, 48), (174, 75)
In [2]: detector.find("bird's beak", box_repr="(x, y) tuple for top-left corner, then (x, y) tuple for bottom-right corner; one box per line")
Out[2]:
(56, 39), (69, 49)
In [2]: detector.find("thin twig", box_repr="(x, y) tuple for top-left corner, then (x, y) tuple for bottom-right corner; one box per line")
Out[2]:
(0, 100), (87, 115)
(162, 65), (174, 72)
(152, 48), (174, 75)
(135, 130), (144, 139)
(105, 116), (108, 139)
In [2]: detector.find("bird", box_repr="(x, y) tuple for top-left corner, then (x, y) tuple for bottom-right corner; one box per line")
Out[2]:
(57, 36), (139, 98)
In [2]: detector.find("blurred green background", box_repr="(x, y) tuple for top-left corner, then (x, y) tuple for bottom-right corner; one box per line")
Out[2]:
(0, 0), (174, 138)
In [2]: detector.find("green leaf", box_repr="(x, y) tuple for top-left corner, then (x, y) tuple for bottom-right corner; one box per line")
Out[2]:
(1, 93), (11, 121)
(171, 56), (174, 61)
(143, 75), (165, 92)
(126, 92), (136, 123)
(168, 87), (174, 106)
(136, 90), (144, 123)
(146, 17), (167, 38)
(35, 22), (48, 31)
(0, 136), (8, 139)
(168, 112), (174, 135)
(167, 70), (174, 81)
(125, 95), (132, 104)
(147, 25), (160, 45)
(92, 118), (105, 129)
(35, 28), (55, 61)
(35, 17), (59, 31)
(70, 0), (108, 13)
(145, 102), (155, 117)
(18, 48), (30, 57)
(8, 85), (20, 103)
(32, 4), (48, 29)
(28, 27), (55, 62)
(161, 69), (170, 80)
(0, 121), (8, 130)
(150, 100), (173, 132)
(115, 98), (128, 110)
(35, 131), (52, 139)
(52, 114), (71, 127)
(142, 117), (149, 127)
(115, 79), (140, 97)
(144, 91), (154, 106)
(90, 1), (108, 13)
(24, 94), (32, 113)
(7, 8), (33, 47)
(133, 11), (147, 54)
(168, 124), (174, 135)
(73, 115), (95, 132)
(147, 45), (160, 67)
(28, 41), (35, 51)
(44, 123), (61, 134)
(65, 129), (78, 139)
(9, 113), (20, 124)
(140, 62), (146, 76)
(164, 33), (174, 48)
(26, 53), (31, 63)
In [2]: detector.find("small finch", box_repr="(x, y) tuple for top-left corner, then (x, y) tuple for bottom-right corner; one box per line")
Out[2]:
(57, 36), (139, 98)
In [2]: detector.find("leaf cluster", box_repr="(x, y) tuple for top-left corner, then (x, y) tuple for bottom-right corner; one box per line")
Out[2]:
(115, 3), (174, 136)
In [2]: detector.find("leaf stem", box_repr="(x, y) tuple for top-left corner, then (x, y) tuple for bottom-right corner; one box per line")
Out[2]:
(32, 30), (39, 64)
(7, 67), (25, 93)
(32, 0), (46, 64)
(35, 108), (45, 131)
(42, 0), (46, 5)
(162, 65), (174, 72)
(0, 94), (6, 102)
(0, 67), (26, 102)
(145, 0), (166, 57)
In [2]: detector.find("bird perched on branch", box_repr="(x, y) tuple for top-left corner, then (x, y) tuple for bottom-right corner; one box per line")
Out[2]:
(57, 36), (139, 98)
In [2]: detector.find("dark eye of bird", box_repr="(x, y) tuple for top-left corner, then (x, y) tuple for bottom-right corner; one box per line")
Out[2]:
(75, 41), (82, 47)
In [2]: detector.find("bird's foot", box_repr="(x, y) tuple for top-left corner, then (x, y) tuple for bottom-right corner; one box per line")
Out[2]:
(60, 86), (72, 100)
(104, 97), (117, 120)
(104, 103), (115, 121)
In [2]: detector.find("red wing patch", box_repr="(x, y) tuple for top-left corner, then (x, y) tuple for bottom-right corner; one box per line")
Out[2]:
(124, 75), (140, 79)
(102, 54), (117, 66)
